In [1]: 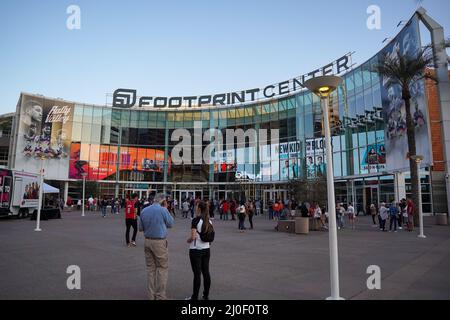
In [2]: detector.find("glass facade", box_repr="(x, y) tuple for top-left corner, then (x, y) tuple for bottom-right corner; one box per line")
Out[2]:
(10, 13), (435, 213)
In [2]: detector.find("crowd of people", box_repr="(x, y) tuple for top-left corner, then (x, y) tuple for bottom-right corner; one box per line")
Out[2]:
(57, 191), (420, 300)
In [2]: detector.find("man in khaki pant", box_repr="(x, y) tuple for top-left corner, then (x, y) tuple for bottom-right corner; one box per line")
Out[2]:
(139, 193), (174, 300)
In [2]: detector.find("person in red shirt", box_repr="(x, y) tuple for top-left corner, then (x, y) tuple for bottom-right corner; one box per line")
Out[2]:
(222, 200), (229, 221)
(406, 198), (415, 232)
(125, 194), (138, 247)
(272, 201), (280, 220)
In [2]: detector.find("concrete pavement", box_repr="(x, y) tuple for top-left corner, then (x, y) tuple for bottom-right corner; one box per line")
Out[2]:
(0, 210), (449, 300)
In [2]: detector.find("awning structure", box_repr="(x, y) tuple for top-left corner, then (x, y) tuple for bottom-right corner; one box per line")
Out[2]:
(43, 183), (59, 194)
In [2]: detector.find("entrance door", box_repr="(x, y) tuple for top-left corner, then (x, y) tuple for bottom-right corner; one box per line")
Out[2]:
(364, 186), (379, 214)
(214, 190), (232, 201)
(178, 190), (200, 208)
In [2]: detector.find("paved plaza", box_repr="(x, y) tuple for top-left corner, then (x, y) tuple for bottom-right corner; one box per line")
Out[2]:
(0, 210), (450, 300)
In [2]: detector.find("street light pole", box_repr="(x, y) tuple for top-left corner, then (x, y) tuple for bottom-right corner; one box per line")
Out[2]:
(35, 160), (44, 232)
(304, 75), (343, 300)
(81, 173), (87, 217)
(412, 155), (426, 238)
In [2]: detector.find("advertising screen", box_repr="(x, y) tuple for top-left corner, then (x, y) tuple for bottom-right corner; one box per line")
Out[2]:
(69, 143), (169, 180)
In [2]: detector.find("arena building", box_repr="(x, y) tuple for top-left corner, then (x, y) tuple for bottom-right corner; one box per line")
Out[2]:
(2, 8), (449, 215)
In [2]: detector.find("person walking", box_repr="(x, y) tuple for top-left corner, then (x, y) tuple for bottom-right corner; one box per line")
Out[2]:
(110, 197), (115, 214)
(237, 204), (246, 232)
(189, 197), (195, 219)
(125, 194), (138, 247)
(182, 199), (190, 219)
(407, 198), (415, 232)
(208, 199), (215, 220)
(255, 199), (261, 216)
(369, 203), (377, 227)
(230, 199), (237, 221)
(314, 202), (327, 230)
(247, 200), (255, 229)
(222, 199), (229, 221)
(336, 203), (345, 229)
(186, 201), (213, 300)
(399, 198), (407, 230)
(88, 196), (94, 211)
(101, 197), (107, 218)
(347, 203), (355, 229)
(379, 202), (388, 231)
(389, 202), (399, 232)
(139, 193), (174, 300)
(272, 200), (280, 221)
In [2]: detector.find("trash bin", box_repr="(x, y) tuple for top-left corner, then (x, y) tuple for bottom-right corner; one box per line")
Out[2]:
(436, 213), (448, 226)
(295, 217), (309, 234)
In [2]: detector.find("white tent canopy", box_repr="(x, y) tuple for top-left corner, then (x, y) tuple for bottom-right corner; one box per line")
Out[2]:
(43, 183), (59, 194)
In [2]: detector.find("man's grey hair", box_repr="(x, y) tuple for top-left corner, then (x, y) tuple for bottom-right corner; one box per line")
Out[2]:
(154, 193), (166, 204)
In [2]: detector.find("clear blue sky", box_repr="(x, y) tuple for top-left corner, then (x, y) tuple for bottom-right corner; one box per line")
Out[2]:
(0, 0), (449, 113)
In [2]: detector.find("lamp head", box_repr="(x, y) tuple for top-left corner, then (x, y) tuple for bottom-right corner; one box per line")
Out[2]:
(304, 75), (343, 98)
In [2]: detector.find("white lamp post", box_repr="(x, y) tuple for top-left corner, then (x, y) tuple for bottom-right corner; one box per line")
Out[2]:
(35, 160), (45, 232)
(81, 172), (87, 217)
(411, 155), (426, 238)
(304, 75), (343, 300)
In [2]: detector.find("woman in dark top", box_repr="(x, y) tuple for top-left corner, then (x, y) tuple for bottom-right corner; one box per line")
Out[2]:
(186, 201), (212, 300)
(208, 200), (215, 219)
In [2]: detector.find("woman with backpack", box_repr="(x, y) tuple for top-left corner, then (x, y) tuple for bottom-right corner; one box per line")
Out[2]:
(186, 201), (213, 300)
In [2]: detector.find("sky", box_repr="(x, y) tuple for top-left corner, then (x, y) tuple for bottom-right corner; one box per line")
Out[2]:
(0, 0), (449, 114)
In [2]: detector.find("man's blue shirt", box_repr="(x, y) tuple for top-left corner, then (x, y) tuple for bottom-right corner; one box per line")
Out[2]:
(139, 203), (174, 238)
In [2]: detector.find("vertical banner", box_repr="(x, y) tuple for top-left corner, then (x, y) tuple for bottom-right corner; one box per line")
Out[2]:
(15, 94), (74, 178)
(306, 138), (326, 179)
(380, 15), (431, 171)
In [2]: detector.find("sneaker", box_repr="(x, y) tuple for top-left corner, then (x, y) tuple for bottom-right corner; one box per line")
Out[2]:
(399, 227), (402, 230)
(131, 241), (136, 247)
(127, 243), (131, 247)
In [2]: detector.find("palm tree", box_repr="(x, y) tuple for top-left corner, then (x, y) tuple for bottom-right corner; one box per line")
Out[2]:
(374, 46), (436, 225)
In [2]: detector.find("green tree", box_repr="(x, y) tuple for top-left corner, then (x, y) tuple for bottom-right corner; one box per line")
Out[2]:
(288, 176), (328, 208)
(374, 46), (436, 225)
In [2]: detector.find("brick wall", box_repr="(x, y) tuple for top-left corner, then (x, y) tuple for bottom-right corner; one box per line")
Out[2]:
(425, 69), (450, 172)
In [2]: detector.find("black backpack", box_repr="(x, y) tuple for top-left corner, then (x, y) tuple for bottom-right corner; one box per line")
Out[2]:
(197, 220), (215, 243)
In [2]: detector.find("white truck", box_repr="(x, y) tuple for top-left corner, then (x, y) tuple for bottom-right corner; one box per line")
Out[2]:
(0, 168), (40, 218)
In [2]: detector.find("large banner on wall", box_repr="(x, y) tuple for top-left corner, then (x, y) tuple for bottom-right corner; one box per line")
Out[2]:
(15, 94), (73, 179)
(380, 15), (431, 171)
(306, 138), (326, 179)
(279, 141), (301, 181)
(69, 143), (168, 180)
